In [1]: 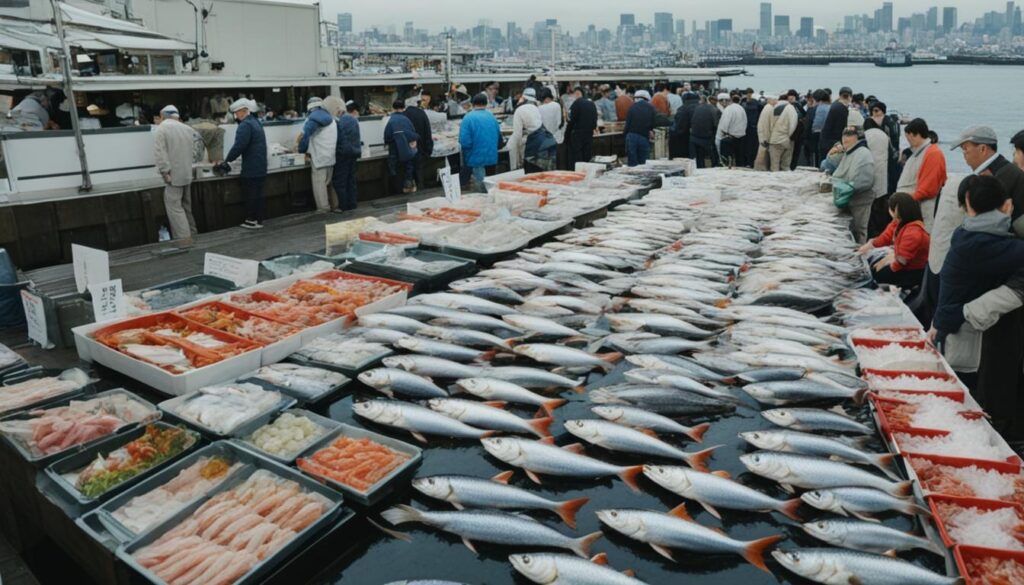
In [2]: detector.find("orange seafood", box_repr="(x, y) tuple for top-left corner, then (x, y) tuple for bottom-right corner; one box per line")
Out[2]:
(358, 231), (419, 245)
(297, 436), (410, 493)
(964, 555), (1024, 585)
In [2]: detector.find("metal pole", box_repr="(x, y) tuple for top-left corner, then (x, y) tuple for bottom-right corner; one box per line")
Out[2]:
(50, 0), (91, 191)
(444, 33), (452, 92)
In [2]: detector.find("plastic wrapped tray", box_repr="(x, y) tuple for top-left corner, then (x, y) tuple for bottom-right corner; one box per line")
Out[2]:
(43, 422), (201, 507)
(258, 253), (341, 282)
(158, 386), (296, 439)
(294, 423), (422, 506)
(116, 447), (350, 585)
(0, 367), (93, 417)
(232, 408), (341, 465)
(131, 275), (237, 312)
(0, 388), (160, 465)
(346, 249), (475, 294)
(238, 364), (351, 405)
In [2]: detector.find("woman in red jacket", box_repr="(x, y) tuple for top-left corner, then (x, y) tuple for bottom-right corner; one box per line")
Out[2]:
(857, 192), (931, 290)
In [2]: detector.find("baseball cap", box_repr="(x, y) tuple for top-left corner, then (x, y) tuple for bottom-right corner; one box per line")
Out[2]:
(634, 90), (651, 101)
(839, 86), (853, 96)
(951, 125), (998, 150)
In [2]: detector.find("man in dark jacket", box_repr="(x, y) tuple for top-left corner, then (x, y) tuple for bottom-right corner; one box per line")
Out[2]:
(332, 100), (362, 212)
(689, 97), (719, 168)
(820, 86), (853, 163)
(870, 101), (902, 193)
(672, 92), (699, 160)
(786, 90), (806, 170)
(399, 97), (433, 189)
(566, 87), (597, 168)
(741, 89), (761, 168)
(223, 98), (267, 229)
(384, 100), (420, 194)
(624, 90), (656, 166)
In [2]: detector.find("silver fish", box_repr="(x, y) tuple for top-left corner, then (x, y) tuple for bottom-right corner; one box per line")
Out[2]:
(509, 553), (650, 585)
(642, 465), (801, 520)
(563, 420), (717, 471)
(771, 548), (960, 585)
(409, 292), (519, 316)
(503, 314), (581, 338)
(589, 386), (737, 416)
(427, 398), (552, 438)
(412, 473), (588, 527)
(605, 313), (717, 339)
(394, 337), (495, 363)
(512, 344), (622, 372)
(345, 327), (411, 344)
(738, 430), (899, 479)
(801, 519), (945, 556)
(624, 355), (735, 382)
(454, 378), (567, 416)
(590, 406), (709, 443)
(761, 407), (873, 434)
(416, 325), (513, 349)
(741, 380), (867, 405)
(740, 452), (913, 496)
(479, 367), (585, 389)
(358, 313), (428, 334)
(480, 436), (643, 491)
(353, 400), (492, 443)
(382, 355), (485, 379)
(599, 333), (713, 355)
(800, 487), (932, 521)
(428, 309), (525, 334)
(623, 369), (740, 402)
(736, 367), (807, 383)
(380, 505), (601, 558)
(357, 368), (448, 399)
(382, 305), (448, 320)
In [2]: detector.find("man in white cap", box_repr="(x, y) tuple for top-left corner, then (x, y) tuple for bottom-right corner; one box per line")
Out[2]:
(298, 96), (338, 213)
(509, 87), (544, 171)
(624, 90), (657, 166)
(153, 105), (200, 245)
(221, 97), (267, 229)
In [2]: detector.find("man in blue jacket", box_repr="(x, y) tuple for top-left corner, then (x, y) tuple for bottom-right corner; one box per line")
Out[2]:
(222, 98), (268, 229)
(383, 100), (419, 194)
(624, 90), (655, 167)
(297, 97), (337, 213)
(459, 93), (500, 192)
(332, 100), (362, 212)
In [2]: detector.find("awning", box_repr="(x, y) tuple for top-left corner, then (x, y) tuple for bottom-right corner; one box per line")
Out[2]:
(58, 3), (150, 35)
(0, 32), (44, 52)
(88, 32), (192, 52)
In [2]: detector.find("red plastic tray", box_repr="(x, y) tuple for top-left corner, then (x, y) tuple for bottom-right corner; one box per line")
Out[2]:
(862, 369), (967, 401)
(310, 270), (413, 293)
(871, 395), (987, 438)
(906, 452), (1023, 480)
(852, 336), (929, 350)
(177, 301), (301, 345)
(927, 494), (1024, 548)
(954, 544), (1024, 585)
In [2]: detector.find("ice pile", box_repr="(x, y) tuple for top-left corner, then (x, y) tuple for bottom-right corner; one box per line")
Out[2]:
(937, 502), (1024, 551)
(865, 373), (964, 392)
(857, 344), (946, 372)
(895, 426), (1016, 460)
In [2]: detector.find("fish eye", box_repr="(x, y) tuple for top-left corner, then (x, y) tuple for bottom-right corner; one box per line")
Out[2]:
(427, 479), (435, 485)
(522, 556), (531, 565)
(816, 522), (826, 529)
(610, 511), (618, 517)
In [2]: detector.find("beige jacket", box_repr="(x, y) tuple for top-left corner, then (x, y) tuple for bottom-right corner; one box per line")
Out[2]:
(756, 104), (775, 145)
(154, 118), (198, 187)
(768, 103), (798, 145)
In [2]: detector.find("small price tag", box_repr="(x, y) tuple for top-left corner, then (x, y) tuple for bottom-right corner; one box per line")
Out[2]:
(204, 253), (259, 288)
(89, 279), (126, 323)
(20, 290), (50, 348)
(438, 160), (461, 203)
(72, 244), (110, 294)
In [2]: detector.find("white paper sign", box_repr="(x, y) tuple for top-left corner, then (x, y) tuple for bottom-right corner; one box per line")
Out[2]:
(89, 279), (126, 323)
(72, 244), (110, 294)
(20, 290), (50, 348)
(204, 253), (259, 288)
(438, 160), (461, 203)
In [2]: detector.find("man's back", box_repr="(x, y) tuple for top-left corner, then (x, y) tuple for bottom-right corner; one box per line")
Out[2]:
(569, 98), (597, 134)
(401, 107), (433, 156)
(615, 95), (633, 121)
(690, 104), (717, 139)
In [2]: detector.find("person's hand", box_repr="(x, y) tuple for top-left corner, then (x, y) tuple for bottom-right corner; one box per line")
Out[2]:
(927, 327), (938, 343)
(857, 242), (873, 255)
(872, 251), (894, 272)
(161, 172), (172, 185)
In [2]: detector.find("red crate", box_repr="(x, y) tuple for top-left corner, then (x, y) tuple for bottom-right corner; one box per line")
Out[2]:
(177, 301), (300, 345)
(862, 369), (967, 401)
(954, 545), (1024, 585)
(927, 494), (1024, 548)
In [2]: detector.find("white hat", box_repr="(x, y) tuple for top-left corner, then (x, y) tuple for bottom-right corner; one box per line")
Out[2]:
(306, 97), (323, 112)
(160, 104), (179, 118)
(229, 98), (250, 113)
(717, 93), (729, 101)
(634, 90), (651, 101)
(763, 94), (779, 101)
(523, 87), (538, 102)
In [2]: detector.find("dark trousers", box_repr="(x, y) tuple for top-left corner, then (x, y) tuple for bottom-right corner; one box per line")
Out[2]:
(387, 151), (417, 193)
(742, 132), (758, 168)
(690, 136), (715, 168)
(806, 133), (820, 167)
(873, 265), (923, 290)
(719, 136), (739, 167)
(569, 133), (593, 168)
(669, 133), (688, 159)
(241, 176), (266, 222)
(332, 157), (358, 211)
(791, 131), (804, 170)
(867, 195), (892, 240)
(908, 267), (940, 328)
(625, 133), (650, 167)
(977, 308), (1024, 441)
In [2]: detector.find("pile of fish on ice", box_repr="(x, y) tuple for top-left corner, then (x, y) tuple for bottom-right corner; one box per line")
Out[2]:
(349, 170), (961, 585)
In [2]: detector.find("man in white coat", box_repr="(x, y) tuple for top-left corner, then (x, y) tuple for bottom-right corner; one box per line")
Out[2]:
(298, 97), (338, 212)
(153, 105), (199, 246)
(715, 94), (747, 168)
(755, 95), (777, 171)
(768, 95), (798, 172)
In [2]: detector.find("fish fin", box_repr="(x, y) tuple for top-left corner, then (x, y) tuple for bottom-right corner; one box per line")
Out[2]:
(622, 569), (636, 577)
(503, 337), (523, 348)
(555, 497), (590, 530)
(779, 498), (802, 522)
(540, 436), (557, 445)
(451, 502), (465, 511)
(562, 443), (587, 454)
(892, 480), (914, 497)
(650, 543), (676, 562)
(378, 387), (395, 399)
(380, 505), (422, 526)
(711, 470), (732, 479)
(699, 501), (722, 520)
(850, 510), (880, 523)
(637, 428), (659, 438)
(590, 552), (609, 566)
(911, 504), (933, 519)
(483, 401), (508, 409)
(873, 453), (903, 481)
(461, 537), (479, 555)
(529, 417), (554, 438)
(491, 470), (514, 484)
(721, 376), (737, 384)
(741, 534), (784, 574)
(853, 387), (869, 405)
(481, 430), (498, 438)
(922, 537), (947, 557)
(525, 470), (544, 485)
(619, 465), (644, 492)
(572, 385), (586, 394)
(599, 351), (624, 364)
(571, 531), (603, 559)
(715, 298), (730, 309)
(687, 422), (712, 444)
(367, 517), (413, 542)
(779, 484), (795, 495)
(828, 405), (849, 416)
(668, 503), (694, 522)
(882, 550), (897, 558)
(477, 349), (499, 362)
(410, 432), (429, 444)
(683, 445), (720, 473)
(542, 398), (568, 416)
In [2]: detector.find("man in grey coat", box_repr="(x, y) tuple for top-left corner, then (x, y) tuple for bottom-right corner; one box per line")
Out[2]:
(830, 127), (876, 243)
(153, 105), (199, 246)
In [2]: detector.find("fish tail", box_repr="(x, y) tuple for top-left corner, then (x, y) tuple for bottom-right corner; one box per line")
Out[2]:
(777, 498), (803, 521)
(715, 298), (731, 309)
(873, 453), (903, 481)
(542, 398), (567, 416)
(686, 422), (712, 444)
(366, 517), (412, 542)
(852, 387), (870, 405)
(891, 480), (915, 497)
(741, 534), (784, 573)
(529, 417), (554, 438)
(478, 349), (499, 362)
(920, 535), (947, 557)
(619, 465), (644, 492)
(599, 351), (624, 364)
(554, 497), (590, 530)
(570, 531), (603, 558)
(909, 502), (933, 519)
(683, 445), (721, 472)
(380, 504), (422, 526)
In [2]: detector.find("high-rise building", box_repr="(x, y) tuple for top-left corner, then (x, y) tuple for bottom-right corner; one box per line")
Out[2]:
(927, 7), (938, 31)
(844, 15), (856, 32)
(507, 21), (516, 50)
(620, 14), (635, 26)
(799, 17), (814, 38)
(774, 15), (790, 36)
(337, 12), (352, 34)
(760, 2), (773, 37)
(403, 21), (414, 41)
(943, 6), (958, 32)
(676, 19), (686, 39)
(1007, 2), (1016, 29)
(910, 13), (926, 31)
(881, 2), (894, 32)
(1016, 6), (1023, 35)
(654, 12), (674, 43)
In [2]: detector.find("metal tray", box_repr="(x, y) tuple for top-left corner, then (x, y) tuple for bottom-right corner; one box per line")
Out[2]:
(134, 275), (237, 311)
(0, 388), (160, 466)
(0, 367), (93, 417)
(232, 408), (342, 465)
(43, 421), (202, 507)
(294, 423), (422, 507)
(116, 444), (349, 585)
(347, 249), (476, 295)
(91, 441), (261, 544)
(286, 346), (393, 379)
(238, 365), (351, 405)
(258, 253), (341, 282)
(158, 385), (296, 439)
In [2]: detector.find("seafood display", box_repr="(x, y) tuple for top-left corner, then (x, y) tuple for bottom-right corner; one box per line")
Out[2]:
(111, 456), (243, 535)
(242, 363), (349, 400)
(933, 500), (1024, 550)
(126, 284), (225, 313)
(179, 304), (299, 345)
(291, 331), (393, 370)
(0, 368), (92, 415)
(909, 457), (1024, 505)
(244, 412), (328, 459)
(297, 435), (411, 492)
(162, 383), (284, 435)
(355, 246), (468, 275)
(0, 342), (23, 370)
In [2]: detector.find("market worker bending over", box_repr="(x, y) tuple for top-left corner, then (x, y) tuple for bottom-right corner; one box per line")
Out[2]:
(857, 192), (929, 289)
(220, 98), (268, 230)
(153, 105), (200, 247)
(459, 93), (501, 193)
(298, 97), (338, 213)
(332, 100), (362, 213)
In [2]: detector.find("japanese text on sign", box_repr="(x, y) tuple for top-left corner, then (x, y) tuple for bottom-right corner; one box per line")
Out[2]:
(438, 160), (461, 203)
(20, 290), (50, 348)
(89, 279), (126, 323)
(204, 253), (259, 288)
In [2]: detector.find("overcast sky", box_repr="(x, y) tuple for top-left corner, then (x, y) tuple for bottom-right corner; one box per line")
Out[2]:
(326, 1), (1011, 33)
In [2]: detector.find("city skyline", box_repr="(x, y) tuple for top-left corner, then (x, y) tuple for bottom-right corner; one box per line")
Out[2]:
(327, 0), (1017, 35)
